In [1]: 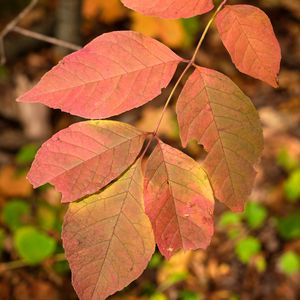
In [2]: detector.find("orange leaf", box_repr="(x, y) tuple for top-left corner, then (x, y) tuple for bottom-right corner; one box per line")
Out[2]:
(216, 4), (281, 87)
(63, 161), (155, 300)
(144, 140), (214, 258)
(27, 120), (145, 203)
(176, 67), (263, 211)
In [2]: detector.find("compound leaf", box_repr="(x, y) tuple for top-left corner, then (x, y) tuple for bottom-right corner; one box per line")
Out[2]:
(18, 31), (182, 119)
(176, 67), (263, 211)
(144, 140), (214, 258)
(216, 4), (281, 87)
(28, 120), (145, 203)
(62, 161), (155, 300)
(121, 0), (214, 19)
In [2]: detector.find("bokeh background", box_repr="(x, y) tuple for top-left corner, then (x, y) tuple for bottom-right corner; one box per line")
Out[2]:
(0, 0), (300, 299)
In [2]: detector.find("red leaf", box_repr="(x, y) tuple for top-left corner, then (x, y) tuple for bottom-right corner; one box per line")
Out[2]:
(18, 31), (182, 119)
(144, 140), (214, 259)
(28, 120), (145, 202)
(62, 161), (155, 300)
(121, 0), (214, 19)
(176, 67), (263, 211)
(216, 5), (281, 87)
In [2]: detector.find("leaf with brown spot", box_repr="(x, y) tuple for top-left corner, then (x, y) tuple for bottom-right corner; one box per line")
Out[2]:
(62, 161), (155, 300)
(176, 67), (263, 211)
(215, 4), (281, 87)
(27, 120), (145, 202)
(144, 140), (214, 258)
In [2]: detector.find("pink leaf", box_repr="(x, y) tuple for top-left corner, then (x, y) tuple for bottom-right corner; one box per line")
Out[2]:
(28, 120), (145, 202)
(17, 31), (182, 119)
(144, 140), (214, 259)
(121, 0), (214, 19)
(216, 4), (281, 87)
(62, 160), (155, 300)
(176, 67), (263, 211)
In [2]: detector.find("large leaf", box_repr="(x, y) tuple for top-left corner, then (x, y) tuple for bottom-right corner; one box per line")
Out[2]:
(144, 140), (214, 258)
(28, 120), (145, 202)
(121, 0), (214, 19)
(62, 161), (155, 300)
(215, 5), (281, 87)
(176, 67), (263, 211)
(18, 31), (182, 119)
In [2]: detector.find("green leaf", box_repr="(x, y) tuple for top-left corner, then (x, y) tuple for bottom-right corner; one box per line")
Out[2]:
(276, 213), (300, 240)
(37, 204), (59, 231)
(16, 143), (38, 165)
(179, 290), (202, 300)
(148, 252), (163, 269)
(244, 202), (267, 229)
(14, 226), (56, 264)
(235, 236), (261, 263)
(276, 148), (299, 172)
(2, 199), (30, 231)
(150, 293), (168, 300)
(279, 251), (300, 275)
(284, 169), (300, 202)
(219, 211), (242, 227)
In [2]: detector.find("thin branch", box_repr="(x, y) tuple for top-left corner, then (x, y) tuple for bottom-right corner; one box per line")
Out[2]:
(0, 0), (81, 64)
(12, 26), (81, 51)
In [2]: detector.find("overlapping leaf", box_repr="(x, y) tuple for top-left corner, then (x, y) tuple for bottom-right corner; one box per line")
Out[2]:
(62, 161), (155, 300)
(27, 120), (145, 202)
(215, 5), (281, 87)
(121, 0), (214, 19)
(144, 140), (214, 258)
(18, 31), (182, 119)
(176, 67), (263, 211)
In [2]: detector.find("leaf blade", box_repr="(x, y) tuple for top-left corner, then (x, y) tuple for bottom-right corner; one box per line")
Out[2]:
(62, 161), (155, 300)
(216, 4), (281, 87)
(176, 67), (263, 211)
(18, 31), (182, 119)
(144, 140), (214, 258)
(121, 0), (214, 19)
(28, 120), (145, 202)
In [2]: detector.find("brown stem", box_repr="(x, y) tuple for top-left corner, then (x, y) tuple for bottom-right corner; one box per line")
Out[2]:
(12, 26), (81, 51)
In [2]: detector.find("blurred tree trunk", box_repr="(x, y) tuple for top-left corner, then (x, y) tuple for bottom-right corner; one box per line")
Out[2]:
(55, 0), (82, 57)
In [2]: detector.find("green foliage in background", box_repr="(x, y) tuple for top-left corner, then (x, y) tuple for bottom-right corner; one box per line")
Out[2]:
(235, 237), (261, 263)
(279, 251), (300, 275)
(14, 226), (57, 264)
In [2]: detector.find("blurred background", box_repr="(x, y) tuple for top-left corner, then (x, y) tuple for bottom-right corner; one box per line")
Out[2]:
(0, 0), (299, 299)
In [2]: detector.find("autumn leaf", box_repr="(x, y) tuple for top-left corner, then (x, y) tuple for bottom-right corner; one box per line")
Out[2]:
(215, 4), (281, 87)
(121, 0), (214, 19)
(144, 140), (214, 259)
(62, 161), (155, 300)
(27, 120), (145, 203)
(176, 67), (263, 211)
(18, 31), (183, 119)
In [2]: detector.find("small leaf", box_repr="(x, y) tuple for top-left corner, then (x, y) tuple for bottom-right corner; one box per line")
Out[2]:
(284, 169), (300, 202)
(27, 120), (145, 203)
(62, 161), (155, 300)
(144, 140), (214, 258)
(278, 251), (300, 275)
(18, 31), (182, 119)
(235, 236), (261, 263)
(244, 202), (267, 229)
(14, 226), (57, 264)
(176, 67), (263, 211)
(276, 213), (300, 240)
(216, 5), (281, 87)
(2, 199), (30, 231)
(121, 0), (214, 19)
